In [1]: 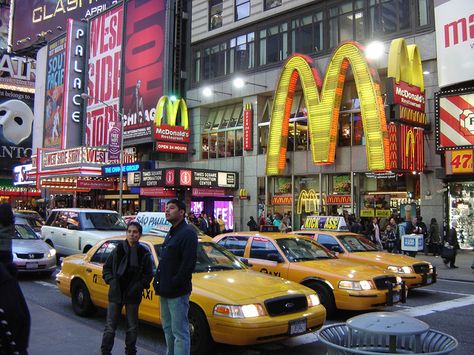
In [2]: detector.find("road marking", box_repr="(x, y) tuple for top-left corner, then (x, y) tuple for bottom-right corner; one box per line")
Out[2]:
(34, 281), (57, 288)
(395, 295), (474, 317)
(417, 288), (471, 297)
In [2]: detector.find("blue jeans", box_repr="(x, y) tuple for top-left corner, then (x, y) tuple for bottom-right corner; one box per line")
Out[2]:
(101, 302), (139, 354)
(160, 294), (190, 355)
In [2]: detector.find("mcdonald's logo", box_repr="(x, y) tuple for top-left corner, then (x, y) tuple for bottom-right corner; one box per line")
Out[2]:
(154, 96), (190, 153)
(386, 38), (427, 125)
(266, 41), (390, 176)
(296, 189), (321, 214)
(405, 129), (415, 160)
(239, 188), (249, 200)
(389, 122), (424, 172)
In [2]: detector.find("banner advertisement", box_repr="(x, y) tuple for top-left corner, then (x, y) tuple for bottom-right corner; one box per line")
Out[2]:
(13, 164), (34, 185)
(62, 19), (87, 148)
(44, 35), (66, 149)
(12, 0), (119, 51)
(243, 103), (253, 150)
(435, 0), (474, 87)
(0, 90), (34, 171)
(214, 201), (234, 231)
(85, 5), (123, 147)
(435, 90), (474, 151)
(445, 149), (474, 174)
(0, 53), (36, 91)
(107, 121), (121, 161)
(122, 0), (167, 141)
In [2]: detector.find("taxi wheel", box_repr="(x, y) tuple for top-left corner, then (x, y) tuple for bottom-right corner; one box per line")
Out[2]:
(189, 304), (213, 355)
(307, 282), (336, 317)
(71, 280), (96, 317)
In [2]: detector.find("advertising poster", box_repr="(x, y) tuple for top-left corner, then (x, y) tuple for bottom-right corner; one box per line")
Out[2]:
(0, 6), (8, 49)
(332, 175), (351, 194)
(122, 0), (167, 141)
(214, 201), (234, 231)
(11, 0), (120, 51)
(85, 5), (123, 147)
(0, 89), (34, 171)
(43, 35), (66, 149)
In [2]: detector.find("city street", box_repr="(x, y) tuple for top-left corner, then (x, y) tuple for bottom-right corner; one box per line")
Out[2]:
(19, 251), (474, 355)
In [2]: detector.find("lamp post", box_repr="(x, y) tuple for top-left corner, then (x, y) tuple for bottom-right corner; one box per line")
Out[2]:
(81, 93), (125, 215)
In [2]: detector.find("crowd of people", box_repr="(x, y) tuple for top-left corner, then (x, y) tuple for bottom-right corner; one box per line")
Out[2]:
(187, 212), (226, 236)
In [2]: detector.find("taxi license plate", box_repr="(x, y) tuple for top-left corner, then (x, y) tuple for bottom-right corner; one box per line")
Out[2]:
(426, 275), (432, 284)
(392, 291), (401, 304)
(289, 318), (307, 336)
(26, 262), (38, 269)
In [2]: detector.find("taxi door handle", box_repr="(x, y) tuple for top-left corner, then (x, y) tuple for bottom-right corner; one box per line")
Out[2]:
(86, 268), (92, 273)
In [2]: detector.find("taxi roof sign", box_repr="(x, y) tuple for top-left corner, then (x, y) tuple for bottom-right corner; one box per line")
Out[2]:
(302, 216), (349, 231)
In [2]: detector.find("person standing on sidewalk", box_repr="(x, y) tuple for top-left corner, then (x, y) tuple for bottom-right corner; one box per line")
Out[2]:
(429, 218), (441, 256)
(443, 221), (460, 269)
(101, 221), (153, 355)
(154, 199), (198, 355)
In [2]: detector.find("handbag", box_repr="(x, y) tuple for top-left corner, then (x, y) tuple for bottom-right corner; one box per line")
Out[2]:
(441, 246), (455, 259)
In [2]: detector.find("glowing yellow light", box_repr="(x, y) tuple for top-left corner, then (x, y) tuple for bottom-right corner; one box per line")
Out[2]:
(387, 38), (424, 92)
(154, 96), (189, 129)
(266, 42), (390, 175)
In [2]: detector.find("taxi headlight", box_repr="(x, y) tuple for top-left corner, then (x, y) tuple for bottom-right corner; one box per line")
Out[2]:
(387, 265), (413, 274)
(213, 304), (266, 318)
(307, 294), (320, 307)
(47, 249), (56, 258)
(338, 280), (374, 291)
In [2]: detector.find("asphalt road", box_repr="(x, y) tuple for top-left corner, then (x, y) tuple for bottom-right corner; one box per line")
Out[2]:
(18, 271), (474, 355)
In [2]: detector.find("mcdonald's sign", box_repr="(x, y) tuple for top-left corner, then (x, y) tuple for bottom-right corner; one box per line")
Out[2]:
(243, 103), (253, 151)
(388, 123), (424, 172)
(239, 188), (250, 200)
(266, 41), (390, 175)
(296, 189), (322, 214)
(154, 96), (190, 153)
(271, 194), (292, 205)
(385, 38), (427, 126)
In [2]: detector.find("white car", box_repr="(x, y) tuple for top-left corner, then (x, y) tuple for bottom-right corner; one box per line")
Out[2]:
(41, 208), (127, 256)
(13, 224), (56, 276)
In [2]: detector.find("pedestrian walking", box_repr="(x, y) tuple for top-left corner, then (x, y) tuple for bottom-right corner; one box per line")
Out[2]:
(442, 221), (460, 269)
(368, 217), (383, 250)
(247, 216), (258, 231)
(101, 221), (154, 355)
(383, 225), (397, 253)
(154, 199), (198, 355)
(0, 203), (30, 355)
(428, 218), (441, 256)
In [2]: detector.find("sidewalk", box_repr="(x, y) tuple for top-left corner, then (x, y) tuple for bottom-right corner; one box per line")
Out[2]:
(416, 249), (474, 282)
(28, 301), (155, 355)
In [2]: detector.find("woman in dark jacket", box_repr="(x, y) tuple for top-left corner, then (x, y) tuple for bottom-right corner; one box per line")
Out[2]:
(101, 222), (153, 355)
(429, 218), (441, 256)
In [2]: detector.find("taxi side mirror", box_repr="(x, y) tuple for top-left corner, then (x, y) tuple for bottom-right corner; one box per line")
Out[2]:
(267, 253), (284, 263)
(240, 258), (253, 267)
(331, 245), (343, 253)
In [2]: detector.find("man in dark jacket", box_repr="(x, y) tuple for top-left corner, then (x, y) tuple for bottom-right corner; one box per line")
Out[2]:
(443, 221), (460, 269)
(101, 221), (153, 355)
(154, 199), (198, 355)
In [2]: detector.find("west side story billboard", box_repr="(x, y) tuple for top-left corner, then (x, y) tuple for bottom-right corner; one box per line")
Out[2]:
(85, 4), (123, 147)
(11, 0), (121, 51)
(121, 0), (167, 142)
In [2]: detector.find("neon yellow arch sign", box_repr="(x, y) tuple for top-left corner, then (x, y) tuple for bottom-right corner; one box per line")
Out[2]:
(154, 96), (189, 129)
(266, 41), (390, 175)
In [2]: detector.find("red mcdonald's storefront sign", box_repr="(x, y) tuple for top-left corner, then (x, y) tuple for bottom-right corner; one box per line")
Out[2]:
(326, 195), (351, 205)
(243, 103), (253, 151)
(271, 194), (292, 205)
(388, 123), (424, 172)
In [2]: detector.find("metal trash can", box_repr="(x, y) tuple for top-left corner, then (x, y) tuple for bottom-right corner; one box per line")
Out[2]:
(318, 323), (458, 354)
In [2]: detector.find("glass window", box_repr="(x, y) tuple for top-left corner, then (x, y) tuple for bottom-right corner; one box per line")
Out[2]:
(209, 0), (223, 30)
(217, 131), (226, 158)
(227, 130), (236, 156)
(417, 0), (429, 26)
(230, 32), (255, 73)
(229, 103), (243, 127)
(369, 0), (411, 35)
(259, 23), (288, 66)
(209, 132), (218, 159)
(204, 109), (217, 132)
(201, 134), (209, 159)
(220, 105), (235, 129)
(212, 107), (225, 130)
(217, 236), (248, 256)
(330, 0), (366, 47)
(235, 0), (250, 21)
(317, 234), (340, 250)
(193, 50), (201, 83)
(249, 238), (279, 259)
(203, 43), (227, 80)
(264, 0), (282, 11)
(235, 129), (243, 156)
(338, 113), (352, 147)
(90, 240), (119, 264)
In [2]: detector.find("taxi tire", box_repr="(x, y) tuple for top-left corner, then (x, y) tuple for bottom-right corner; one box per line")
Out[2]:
(71, 280), (96, 317)
(189, 304), (213, 355)
(306, 282), (336, 317)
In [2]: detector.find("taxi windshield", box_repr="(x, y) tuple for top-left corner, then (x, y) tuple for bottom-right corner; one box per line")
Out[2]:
(338, 234), (378, 252)
(154, 242), (245, 273)
(276, 238), (334, 262)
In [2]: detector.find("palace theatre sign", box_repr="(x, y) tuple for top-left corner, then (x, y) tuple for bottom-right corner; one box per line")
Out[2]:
(266, 38), (426, 175)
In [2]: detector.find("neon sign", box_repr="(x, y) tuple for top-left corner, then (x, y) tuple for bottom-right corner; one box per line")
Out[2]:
(266, 41), (389, 175)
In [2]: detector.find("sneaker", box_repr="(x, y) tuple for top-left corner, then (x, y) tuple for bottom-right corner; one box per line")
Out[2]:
(451, 266), (459, 269)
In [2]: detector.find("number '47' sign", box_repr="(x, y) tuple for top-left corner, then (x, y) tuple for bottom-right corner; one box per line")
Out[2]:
(448, 149), (474, 174)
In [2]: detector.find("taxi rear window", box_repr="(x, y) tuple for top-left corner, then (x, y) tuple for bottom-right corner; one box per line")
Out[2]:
(338, 234), (377, 252)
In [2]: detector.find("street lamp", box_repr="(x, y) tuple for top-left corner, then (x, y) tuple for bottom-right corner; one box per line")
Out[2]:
(80, 93), (125, 215)
(202, 86), (232, 97)
(233, 77), (267, 89)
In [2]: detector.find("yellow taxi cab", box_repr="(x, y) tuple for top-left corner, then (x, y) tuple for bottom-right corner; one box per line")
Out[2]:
(56, 235), (326, 354)
(213, 231), (406, 317)
(292, 216), (436, 289)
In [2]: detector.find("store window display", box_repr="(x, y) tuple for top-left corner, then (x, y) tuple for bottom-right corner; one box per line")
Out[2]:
(449, 183), (474, 248)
